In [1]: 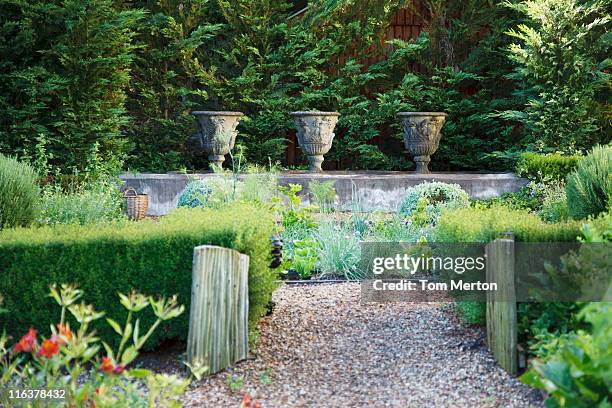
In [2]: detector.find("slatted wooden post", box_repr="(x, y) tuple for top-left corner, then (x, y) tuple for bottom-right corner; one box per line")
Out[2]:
(186, 245), (249, 375)
(485, 233), (518, 376)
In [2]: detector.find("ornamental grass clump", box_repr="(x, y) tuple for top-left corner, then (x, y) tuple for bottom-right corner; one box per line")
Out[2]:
(566, 145), (612, 220)
(398, 182), (470, 223)
(0, 154), (39, 229)
(0, 284), (192, 407)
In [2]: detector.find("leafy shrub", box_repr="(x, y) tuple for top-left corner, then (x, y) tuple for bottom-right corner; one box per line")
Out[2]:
(477, 182), (545, 212)
(566, 145), (612, 220)
(177, 180), (212, 208)
(274, 184), (316, 230)
(436, 205), (582, 243)
(507, 0), (610, 152)
(516, 152), (582, 183)
(0, 154), (39, 229)
(456, 301), (486, 326)
(518, 302), (584, 359)
(369, 216), (425, 243)
(0, 284), (191, 407)
(521, 303), (612, 407)
(398, 182), (470, 222)
(539, 182), (570, 223)
(38, 182), (124, 225)
(0, 203), (275, 348)
(309, 180), (336, 212)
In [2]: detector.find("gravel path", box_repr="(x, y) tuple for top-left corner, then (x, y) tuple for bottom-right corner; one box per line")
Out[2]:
(185, 283), (542, 408)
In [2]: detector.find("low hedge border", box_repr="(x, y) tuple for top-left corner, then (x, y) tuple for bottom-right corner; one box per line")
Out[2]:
(436, 205), (584, 243)
(0, 203), (276, 348)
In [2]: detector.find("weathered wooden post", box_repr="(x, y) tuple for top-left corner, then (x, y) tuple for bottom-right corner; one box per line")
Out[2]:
(186, 245), (249, 375)
(485, 232), (518, 376)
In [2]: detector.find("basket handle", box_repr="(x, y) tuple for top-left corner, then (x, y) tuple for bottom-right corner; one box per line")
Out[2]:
(124, 187), (138, 197)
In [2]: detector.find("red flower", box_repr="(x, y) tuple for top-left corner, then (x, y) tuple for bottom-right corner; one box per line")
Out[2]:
(241, 394), (252, 407)
(56, 324), (73, 345)
(13, 328), (37, 353)
(38, 337), (60, 358)
(99, 357), (125, 375)
(241, 394), (262, 408)
(99, 357), (115, 374)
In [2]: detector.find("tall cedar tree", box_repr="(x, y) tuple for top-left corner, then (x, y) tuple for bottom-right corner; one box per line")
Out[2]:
(0, 0), (143, 172)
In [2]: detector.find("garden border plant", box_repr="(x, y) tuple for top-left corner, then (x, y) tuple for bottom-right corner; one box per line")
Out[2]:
(0, 203), (276, 348)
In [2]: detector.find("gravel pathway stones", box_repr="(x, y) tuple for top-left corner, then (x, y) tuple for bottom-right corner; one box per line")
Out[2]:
(184, 283), (543, 408)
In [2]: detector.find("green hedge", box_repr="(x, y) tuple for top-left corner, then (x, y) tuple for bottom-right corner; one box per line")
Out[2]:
(516, 152), (582, 183)
(0, 203), (276, 348)
(436, 205), (583, 243)
(436, 205), (586, 326)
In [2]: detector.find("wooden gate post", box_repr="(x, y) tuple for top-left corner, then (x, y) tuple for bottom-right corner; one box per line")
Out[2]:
(186, 245), (250, 375)
(485, 233), (518, 376)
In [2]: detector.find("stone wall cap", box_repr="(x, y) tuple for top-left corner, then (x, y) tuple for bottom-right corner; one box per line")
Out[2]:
(396, 112), (448, 117)
(290, 111), (341, 116)
(191, 111), (244, 116)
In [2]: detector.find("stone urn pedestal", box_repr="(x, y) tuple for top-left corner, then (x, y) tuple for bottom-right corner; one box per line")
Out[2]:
(290, 111), (340, 172)
(397, 112), (447, 173)
(190, 111), (244, 169)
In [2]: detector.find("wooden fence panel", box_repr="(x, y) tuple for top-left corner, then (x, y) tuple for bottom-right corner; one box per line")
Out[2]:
(186, 245), (250, 375)
(485, 235), (518, 376)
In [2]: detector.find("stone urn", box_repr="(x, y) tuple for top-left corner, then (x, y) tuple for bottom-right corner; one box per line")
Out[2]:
(290, 111), (340, 172)
(397, 112), (447, 173)
(190, 111), (244, 168)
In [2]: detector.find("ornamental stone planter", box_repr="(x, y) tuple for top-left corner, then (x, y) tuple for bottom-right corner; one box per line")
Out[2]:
(190, 111), (244, 168)
(291, 111), (340, 172)
(397, 112), (447, 173)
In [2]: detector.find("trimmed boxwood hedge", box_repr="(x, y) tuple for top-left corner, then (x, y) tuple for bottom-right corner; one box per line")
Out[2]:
(0, 203), (276, 348)
(516, 152), (582, 183)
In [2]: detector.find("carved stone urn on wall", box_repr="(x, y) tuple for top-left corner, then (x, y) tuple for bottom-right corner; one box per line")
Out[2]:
(397, 112), (447, 173)
(190, 111), (244, 169)
(290, 111), (340, 172)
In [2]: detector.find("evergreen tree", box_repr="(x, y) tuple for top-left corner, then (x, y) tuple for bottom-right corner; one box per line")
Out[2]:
(0, 0), (143, 172)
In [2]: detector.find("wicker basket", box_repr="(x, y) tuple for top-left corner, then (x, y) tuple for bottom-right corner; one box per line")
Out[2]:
(124, 188), (148, 221)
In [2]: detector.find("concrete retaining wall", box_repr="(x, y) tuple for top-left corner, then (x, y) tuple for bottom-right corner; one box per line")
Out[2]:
(120, 171), (528, 216)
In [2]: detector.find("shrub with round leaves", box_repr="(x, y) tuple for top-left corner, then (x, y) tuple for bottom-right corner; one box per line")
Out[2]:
(398, 181), (470, 222)
(177, 180), (212, 208)
(566, 145), (611, 220)
(0, 154), (39, 229)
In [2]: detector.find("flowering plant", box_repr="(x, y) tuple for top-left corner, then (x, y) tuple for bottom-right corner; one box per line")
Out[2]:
(240, 393), (263, 408)
(0, 284), (191, 407)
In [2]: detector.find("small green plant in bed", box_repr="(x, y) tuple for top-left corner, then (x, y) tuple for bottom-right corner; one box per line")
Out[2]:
(291, 238), (320, 279)
(274, 183), (316, 229)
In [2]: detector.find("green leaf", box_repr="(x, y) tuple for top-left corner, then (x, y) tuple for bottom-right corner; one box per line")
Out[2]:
(106, 318), (122, 336)
(129, 368), (152, 378)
